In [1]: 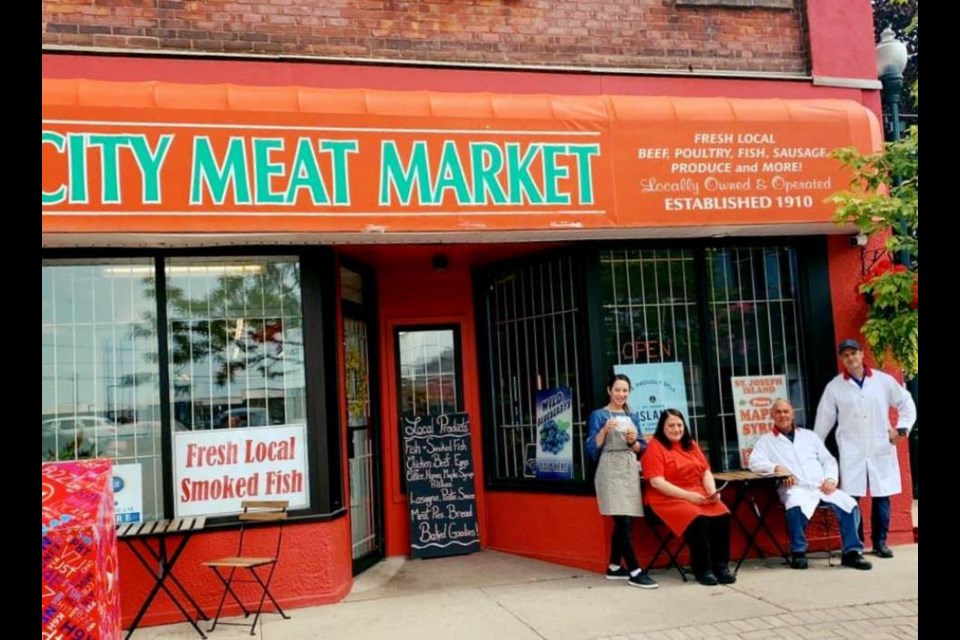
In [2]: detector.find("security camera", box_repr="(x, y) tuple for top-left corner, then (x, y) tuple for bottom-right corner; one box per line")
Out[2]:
(431, 254), (449, 271)
(849, 233), (868, 247)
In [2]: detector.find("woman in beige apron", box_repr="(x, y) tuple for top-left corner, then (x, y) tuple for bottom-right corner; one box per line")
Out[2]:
(586, 373), (658, 589)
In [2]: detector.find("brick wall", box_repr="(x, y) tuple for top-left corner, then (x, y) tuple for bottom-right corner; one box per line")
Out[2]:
(42, 0), (807, 73)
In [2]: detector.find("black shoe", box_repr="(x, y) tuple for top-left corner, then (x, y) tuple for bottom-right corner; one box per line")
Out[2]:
(789, 553), (808, 570)
(714, 566), (736, 584)
(872, 544), (894, 558)
(841, 551), (873, 570)
(628, 571), (660, 589)
(605, 566), (630, 580)
(695, 570), (719, 586)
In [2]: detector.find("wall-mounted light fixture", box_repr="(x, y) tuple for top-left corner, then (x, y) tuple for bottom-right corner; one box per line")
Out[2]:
(849, 233), (868, 248)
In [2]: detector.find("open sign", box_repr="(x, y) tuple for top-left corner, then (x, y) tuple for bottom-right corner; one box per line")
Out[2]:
(620, 338), (674, 363)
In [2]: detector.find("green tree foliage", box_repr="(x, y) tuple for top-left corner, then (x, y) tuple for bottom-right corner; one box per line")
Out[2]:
(829, 3), (918, 379)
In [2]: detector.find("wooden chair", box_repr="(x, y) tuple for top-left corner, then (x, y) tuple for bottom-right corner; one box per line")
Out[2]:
(203, 500), (291, 634)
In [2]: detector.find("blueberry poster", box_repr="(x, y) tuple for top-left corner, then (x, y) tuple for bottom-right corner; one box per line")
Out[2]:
(535, 387), (574, 480)
(402, 413), (480, 559)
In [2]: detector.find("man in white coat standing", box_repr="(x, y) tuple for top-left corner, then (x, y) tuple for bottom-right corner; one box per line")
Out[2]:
(750, 399), (872, 570)
(813, 339), (917, 558)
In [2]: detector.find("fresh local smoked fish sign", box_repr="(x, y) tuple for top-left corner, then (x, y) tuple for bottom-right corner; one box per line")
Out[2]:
(402, 413), (480, 559)
(173, 424), (308, 518)
(42, 83), (880, 233)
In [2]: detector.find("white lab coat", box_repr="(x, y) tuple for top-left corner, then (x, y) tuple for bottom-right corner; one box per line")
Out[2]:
(813, 368), (917, 497)
(749, 427), (857, 520)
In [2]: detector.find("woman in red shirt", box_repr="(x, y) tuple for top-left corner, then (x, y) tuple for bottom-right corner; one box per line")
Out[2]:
(643, 409), (735, 586)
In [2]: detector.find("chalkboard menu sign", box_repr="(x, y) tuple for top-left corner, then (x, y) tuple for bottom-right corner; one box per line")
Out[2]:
(402, 412), (480, 559)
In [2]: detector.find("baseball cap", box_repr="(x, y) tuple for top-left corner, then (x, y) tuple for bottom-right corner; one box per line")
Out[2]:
(837, 338), (862, 354)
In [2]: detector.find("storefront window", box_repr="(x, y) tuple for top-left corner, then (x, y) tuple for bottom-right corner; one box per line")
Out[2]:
(480, 244), (810, 485)
(601, 248), (706, 442)
(165, 257), (310, 516)
(481, 255), (589, 483)
(42, 260), (164, 521)
(601, 246), (808, 470)
(705, 247), (808, 469)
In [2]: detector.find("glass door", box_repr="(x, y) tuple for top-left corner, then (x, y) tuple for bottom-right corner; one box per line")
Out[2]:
(394, 326), (464, 487)
(342, 267), (383, 573)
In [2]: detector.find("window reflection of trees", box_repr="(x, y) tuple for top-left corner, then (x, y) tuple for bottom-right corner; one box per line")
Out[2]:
(42, 258), (312, 519)
(42, 260), (165, 520)
(42, 262), (160, 458)
(165, 260), (306, 431)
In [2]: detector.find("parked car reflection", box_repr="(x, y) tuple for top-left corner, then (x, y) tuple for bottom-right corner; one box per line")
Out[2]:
(41, 415), (119, 461)
(42, 416), (189, 461)
(211, 407), (273, 429)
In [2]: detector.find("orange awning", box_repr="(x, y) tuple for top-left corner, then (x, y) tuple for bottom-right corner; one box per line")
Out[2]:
(42, 79), (882, 241)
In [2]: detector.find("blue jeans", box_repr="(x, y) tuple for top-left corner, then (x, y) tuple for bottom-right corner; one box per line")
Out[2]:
(856, 496), (892, 548)
(785, 503), (864, 555)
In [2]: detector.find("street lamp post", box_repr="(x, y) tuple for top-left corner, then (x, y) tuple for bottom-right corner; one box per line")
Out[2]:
(876, 26), (908, 144)
(875, 26), (918, 498)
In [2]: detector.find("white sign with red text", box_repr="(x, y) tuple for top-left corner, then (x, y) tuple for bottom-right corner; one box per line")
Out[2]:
(173, 424), (309, 517)
(731, 375), (787, 468)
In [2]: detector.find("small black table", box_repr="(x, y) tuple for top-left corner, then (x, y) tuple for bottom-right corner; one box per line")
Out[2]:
(714, 470), (790, 573)
(117, 517), (208, 638)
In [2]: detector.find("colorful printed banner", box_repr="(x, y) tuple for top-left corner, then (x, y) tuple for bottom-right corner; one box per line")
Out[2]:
(614, 362), (689, 437)
(731, 375), (787, 467)
(42, 460), (121, 639)
(535, 387), (575, 480)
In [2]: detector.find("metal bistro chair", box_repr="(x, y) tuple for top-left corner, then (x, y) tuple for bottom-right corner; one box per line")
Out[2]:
(203, 500), (291, 634)
(643, 506), (690, 582)
(807, 502), (843, 567)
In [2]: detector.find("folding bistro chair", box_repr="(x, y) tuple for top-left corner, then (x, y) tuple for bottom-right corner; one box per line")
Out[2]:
(203, 500), (291, 634)
(807, 502), (843, 567)
(644, 507), (689, 582)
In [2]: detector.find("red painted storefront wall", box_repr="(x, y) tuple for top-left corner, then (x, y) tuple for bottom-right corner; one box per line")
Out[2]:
(116, 518), (353, 628)
(43, 0), (908, 620)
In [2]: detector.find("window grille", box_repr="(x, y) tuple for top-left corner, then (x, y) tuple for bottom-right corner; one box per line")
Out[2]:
(600, 248), (707, 444)
(705, 246), (808, 469)
(42, 259), (164, 520)
(483, 254), (588, 482)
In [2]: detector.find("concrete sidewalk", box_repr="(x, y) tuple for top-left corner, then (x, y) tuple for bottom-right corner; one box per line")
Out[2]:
(133, 543), (918, 640)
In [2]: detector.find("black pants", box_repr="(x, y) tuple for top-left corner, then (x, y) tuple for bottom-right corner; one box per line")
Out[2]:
(683, 515), (731, 576)
(609, 515), (640, 571)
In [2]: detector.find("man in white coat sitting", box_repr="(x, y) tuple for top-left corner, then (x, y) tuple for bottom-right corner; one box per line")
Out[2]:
(749, 399), (872, 570)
